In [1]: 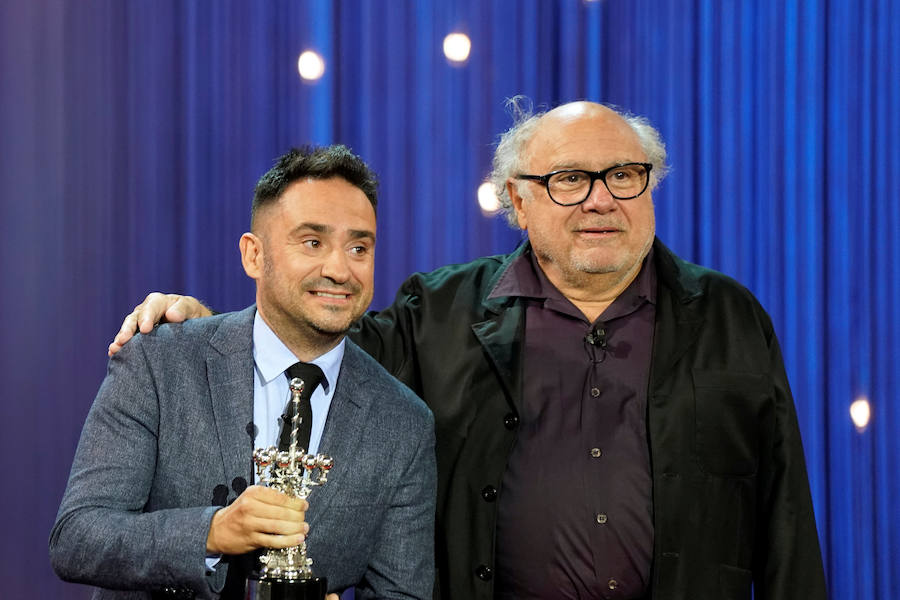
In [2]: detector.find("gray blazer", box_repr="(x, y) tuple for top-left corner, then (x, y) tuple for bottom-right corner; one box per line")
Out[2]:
(50, 305), (436, 599)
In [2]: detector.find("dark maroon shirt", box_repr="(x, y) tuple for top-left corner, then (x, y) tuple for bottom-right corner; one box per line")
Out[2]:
(493, 247), (656, 600)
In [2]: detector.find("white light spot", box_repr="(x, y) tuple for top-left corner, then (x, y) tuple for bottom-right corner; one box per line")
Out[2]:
(443, 33), (471, 63)
(849, 397), (871, 432)
(297, 50), (325, 81)
(478, 181), (501, 215)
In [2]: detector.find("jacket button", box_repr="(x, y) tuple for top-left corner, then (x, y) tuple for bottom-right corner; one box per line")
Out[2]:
(481, 485), (497, 502)
(475, 564), (493, 581)
(503, 413), (519, 430)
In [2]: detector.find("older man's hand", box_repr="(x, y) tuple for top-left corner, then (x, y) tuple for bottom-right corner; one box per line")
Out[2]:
(108, 292), (212, 356)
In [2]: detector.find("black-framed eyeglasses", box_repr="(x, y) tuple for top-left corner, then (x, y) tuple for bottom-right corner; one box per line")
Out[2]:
(515, 162), (653, 206)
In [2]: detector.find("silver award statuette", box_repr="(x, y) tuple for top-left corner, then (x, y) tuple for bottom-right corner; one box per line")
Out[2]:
(246, 377), (334, 600)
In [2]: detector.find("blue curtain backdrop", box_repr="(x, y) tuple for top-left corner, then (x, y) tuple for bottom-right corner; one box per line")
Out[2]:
(1, 1), (897, 598)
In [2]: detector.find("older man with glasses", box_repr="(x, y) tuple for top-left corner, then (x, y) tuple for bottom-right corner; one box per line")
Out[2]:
(108, 100), (827, 600)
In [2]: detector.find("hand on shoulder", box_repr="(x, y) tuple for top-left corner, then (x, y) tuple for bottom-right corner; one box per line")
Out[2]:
(108, 292), (212, 356)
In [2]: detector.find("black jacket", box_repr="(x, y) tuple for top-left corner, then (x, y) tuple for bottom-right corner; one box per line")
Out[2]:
(351, 238), (826, 600)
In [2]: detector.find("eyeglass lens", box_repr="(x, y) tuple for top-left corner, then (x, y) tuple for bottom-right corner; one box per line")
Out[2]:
(547, 164), (648, 203)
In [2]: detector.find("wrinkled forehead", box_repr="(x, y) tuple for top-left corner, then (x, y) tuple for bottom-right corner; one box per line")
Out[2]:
(523, 104), (645, 171)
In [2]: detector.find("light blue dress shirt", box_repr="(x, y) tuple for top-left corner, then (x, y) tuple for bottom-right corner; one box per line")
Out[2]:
(251, 311), (344, 457)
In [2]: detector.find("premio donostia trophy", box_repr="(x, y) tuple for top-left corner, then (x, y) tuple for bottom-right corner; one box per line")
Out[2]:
(246, 377), (334, 600)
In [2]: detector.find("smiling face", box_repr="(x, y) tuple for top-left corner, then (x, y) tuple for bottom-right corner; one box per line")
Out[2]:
(241, 176), (376, 358)
(508, 102), (656, 295)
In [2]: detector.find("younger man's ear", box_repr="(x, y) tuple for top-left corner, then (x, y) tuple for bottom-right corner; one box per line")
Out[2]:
(239, 233), (264, 280)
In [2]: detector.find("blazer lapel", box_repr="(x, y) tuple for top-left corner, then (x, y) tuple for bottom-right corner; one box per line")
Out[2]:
(207, 306), (257, 489)
(308, 342), (370, 522)
(648, 239), (705, 388)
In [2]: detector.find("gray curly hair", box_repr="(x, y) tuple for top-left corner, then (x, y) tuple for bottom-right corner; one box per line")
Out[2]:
(489, 96), (670, 227)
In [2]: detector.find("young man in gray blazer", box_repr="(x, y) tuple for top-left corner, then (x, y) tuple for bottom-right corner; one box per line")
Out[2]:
(50, 146), (436, 600)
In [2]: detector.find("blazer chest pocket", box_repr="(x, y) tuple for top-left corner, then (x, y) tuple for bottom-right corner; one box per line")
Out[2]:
(693, 369), (774, 477)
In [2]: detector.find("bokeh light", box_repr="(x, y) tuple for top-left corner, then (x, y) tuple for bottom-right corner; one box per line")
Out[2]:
(297, 50), (325, 81)
(849, 397), (871, 432)
(477, 181), (501, 215)
(443, 33), (471, 63)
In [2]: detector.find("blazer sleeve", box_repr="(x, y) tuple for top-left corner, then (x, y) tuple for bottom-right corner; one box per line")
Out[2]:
(355, 402), (437, 600)
(49, 335), (226, 597)
(754, 328), (828, 598)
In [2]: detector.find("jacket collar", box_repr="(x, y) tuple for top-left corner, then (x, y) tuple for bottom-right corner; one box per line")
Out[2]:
(475, 237), (708, 399)
(471, 242), (531, 408)
(651, 238), (704, 304)
(648, 238), (706, 388)
(480, 240), (532, 315)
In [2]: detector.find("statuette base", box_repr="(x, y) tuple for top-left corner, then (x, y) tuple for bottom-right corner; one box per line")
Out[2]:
(246, 575), (327, 600)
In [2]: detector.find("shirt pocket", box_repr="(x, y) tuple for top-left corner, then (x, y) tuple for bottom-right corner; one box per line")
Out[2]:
(692, 369), (773, 477)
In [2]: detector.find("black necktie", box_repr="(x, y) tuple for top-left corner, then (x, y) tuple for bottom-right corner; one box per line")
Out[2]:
(279, 362), (325, 453)
(219, 363), (326, 599)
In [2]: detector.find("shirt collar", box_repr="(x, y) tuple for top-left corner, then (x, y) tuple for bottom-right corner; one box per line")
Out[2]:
(252, 310), (344, 393)
(489, 243), (546, 300)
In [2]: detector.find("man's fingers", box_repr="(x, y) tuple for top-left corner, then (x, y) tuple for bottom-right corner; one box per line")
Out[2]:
(118, 312), (138, 337)
(165, 295), (209, 322)
(245, 515), (309, 537)
(253, 531), (307, 550)
(108, 292), (212, 356)
(137, 292), (173, 332)
(239, 499), (308, 524)
(108, 294), (177, 357)
(108, 312), (139, 356)
(230, 486), (309, 527)
(243, 485), (309, 511)
(206, 486), (311, 554)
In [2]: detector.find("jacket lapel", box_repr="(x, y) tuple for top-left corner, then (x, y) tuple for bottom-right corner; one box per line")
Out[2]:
(307, 342), (370, 521)
(207, 306), (256, 488)
(471, 244), (529, 409)
(471, 309), (525, 409)
(648, 239), (705, 388)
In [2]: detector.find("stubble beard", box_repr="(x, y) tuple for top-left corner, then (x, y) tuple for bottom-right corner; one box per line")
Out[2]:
(260, 256), (362, 352)
(537, 226), (655, 291)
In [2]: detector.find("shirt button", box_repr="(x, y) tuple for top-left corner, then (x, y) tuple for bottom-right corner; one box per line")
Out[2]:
(590, 448), (602, 458)
(475, 564), (493, 581)
(503, 413), (519, 430)
(596, 513), (608, 524)
(608, 578), (618, 590)
(590, 387), (601, 397)
(481, 485), (497, 502)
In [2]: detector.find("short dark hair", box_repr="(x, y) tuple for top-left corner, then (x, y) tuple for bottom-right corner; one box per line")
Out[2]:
(252, 144), (378, 226)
